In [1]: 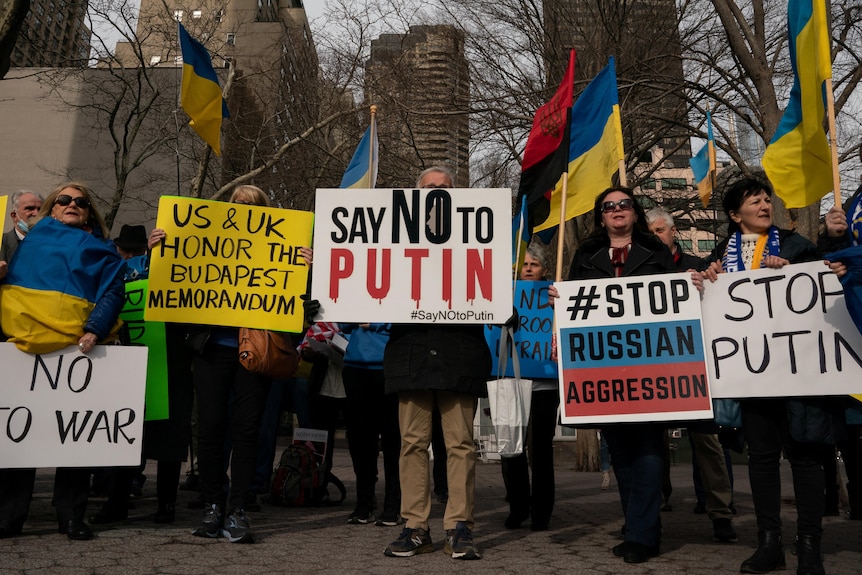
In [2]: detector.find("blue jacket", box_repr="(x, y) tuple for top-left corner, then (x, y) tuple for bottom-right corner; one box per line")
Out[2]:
(342, 323), (390, 369)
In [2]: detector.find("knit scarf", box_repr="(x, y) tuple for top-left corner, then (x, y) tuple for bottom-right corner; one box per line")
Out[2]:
(722, 226), (781, 272)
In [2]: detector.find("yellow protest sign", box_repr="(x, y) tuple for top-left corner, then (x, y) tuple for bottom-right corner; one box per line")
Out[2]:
(145, 197), (313, 333)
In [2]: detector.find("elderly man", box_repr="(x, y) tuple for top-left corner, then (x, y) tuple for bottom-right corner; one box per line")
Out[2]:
(383, 166), (489, 560)
(0, 190), (43, 279)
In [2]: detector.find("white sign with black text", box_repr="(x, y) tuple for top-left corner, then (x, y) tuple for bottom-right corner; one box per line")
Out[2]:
(0, 343), (148, 468)
(311, 188), (513, 324)
(701, 261), (862, 398)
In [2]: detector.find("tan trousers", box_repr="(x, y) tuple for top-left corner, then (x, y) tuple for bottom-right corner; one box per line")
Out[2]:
(689, 431), (734, 520)
(398, 390), (477, 531)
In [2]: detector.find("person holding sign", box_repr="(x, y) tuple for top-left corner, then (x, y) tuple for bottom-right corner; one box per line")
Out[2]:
(500, 243), (559, 532)
(0, 182), (126, 541)
(383, 167), (489, 561)
(171, 185), (274, 544)
(701, 177), (826, 575)
(550, 186), (675, 564)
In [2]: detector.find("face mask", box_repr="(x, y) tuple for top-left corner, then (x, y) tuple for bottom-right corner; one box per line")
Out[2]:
(16, 220), (29, 234)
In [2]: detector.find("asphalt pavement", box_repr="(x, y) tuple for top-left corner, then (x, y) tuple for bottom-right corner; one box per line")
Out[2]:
(1, 442), (860, 575)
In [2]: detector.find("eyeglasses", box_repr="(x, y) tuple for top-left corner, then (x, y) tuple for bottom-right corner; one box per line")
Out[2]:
(55, 195), (91, 209)
(601, 198), (635, 213)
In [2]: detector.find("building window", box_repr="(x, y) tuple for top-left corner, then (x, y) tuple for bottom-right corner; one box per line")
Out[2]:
(215, 9), (224, 22)
(174, 10), (183, 21)
(697, 239), (716, 252)
(680, 239), (693, 251)
(226, 33), (236, 45)
(193, 10), (203, 18)
(223, 57), (233, 69)
(150, 55), (162, 66)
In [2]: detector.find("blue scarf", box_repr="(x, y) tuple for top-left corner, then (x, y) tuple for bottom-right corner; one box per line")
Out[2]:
(722, 226), (781, 272)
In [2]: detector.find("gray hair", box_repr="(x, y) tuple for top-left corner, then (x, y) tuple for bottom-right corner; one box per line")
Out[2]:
(524, 241), (551, 279)
(10, 189), (43, 210)
(645, 207), (675, 228)
(415, 166), (455, 187)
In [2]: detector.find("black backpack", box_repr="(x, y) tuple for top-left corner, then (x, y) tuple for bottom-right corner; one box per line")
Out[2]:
(270, 443), (346, 506)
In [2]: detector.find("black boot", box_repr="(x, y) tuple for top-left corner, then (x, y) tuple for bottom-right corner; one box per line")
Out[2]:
(795, 534), (824, 575)
(740, 530), (786, 574)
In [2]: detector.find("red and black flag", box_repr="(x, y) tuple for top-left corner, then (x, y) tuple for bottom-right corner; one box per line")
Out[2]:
(516, 49), (575, 235)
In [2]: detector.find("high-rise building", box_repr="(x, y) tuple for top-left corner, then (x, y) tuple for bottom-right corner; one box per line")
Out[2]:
(543, 0), (691, 169)
(10, 0), (91, 67)
(365, 25), (470, 187)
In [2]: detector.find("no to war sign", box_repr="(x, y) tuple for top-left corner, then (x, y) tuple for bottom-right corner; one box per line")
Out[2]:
(311, 188), (513, 323)
(146, 197), (314, 333)
(554, 273), (712, 425)
(0, 343), (148, 468)
(702, 261), (862, 398)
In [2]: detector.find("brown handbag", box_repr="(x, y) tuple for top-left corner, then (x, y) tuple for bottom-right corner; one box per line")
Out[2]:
(238, 328), (300, 379)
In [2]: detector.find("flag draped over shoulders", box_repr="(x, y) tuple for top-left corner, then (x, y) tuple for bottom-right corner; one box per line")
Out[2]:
(761, 0), (832, 208)
(0, 218), (126, 354)
(179, 23), (230, 156)
(517, 49), (575, 234)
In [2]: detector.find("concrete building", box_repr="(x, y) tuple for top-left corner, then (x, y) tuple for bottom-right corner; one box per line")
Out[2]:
(10, 0), (90, 67)
(366, 24), (470, 187)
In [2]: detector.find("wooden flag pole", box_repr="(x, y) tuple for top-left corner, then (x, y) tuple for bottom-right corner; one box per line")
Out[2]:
(369, 105), (378, 189)
(824, 78), (841, 206)
(555, 174), (569, 281)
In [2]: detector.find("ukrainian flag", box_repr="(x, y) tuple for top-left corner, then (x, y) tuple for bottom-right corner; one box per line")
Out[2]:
(179, 23), (230, 156)
(0, 218), (126, 354)
(340, 117), (379, 189)
(689, 111), (717, 207)
(761, 0), (832, 208)
(536, 57), (625, 233)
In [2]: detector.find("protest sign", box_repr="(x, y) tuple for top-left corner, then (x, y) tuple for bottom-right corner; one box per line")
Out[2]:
(146, 197), (313, 333)
(486, 280), (557, 378)
(311, 188), (513, 323)
(0, 342), (148, 468)
(702, 261), (862, 398)
(120, 279), (168, 421)
(554, 272), (712, 424)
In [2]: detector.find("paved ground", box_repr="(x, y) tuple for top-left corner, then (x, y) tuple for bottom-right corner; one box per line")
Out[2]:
(1, 444), (860, 575)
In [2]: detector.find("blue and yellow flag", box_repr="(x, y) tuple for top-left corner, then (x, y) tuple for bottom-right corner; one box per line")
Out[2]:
(340, 116), (379, 189)
(761, 0), (832, 208)
(179, 23), (230, 155)
(0, 218), (126, 354)
(689, 111), (717, 208)
(535, 57), (625, 234)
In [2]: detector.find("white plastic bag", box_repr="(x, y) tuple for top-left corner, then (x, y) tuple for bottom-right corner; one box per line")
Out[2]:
(486, 326), (532, 457)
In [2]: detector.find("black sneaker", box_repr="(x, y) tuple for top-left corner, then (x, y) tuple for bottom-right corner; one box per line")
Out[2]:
(384, 527), (434, 557)
(347, 506), (375, 525)
(375, 510), (404, 527)
(192, 504), (223, 538)
(222, 508), (254, 543)
(444, 522), (482, 560)
(712, 518), (738, 543)
(693, 501), (707, 514)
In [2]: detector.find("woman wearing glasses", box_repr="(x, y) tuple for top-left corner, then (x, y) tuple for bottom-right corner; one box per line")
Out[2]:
(552, 186), (675, 563)
(0, 182), (126, 541)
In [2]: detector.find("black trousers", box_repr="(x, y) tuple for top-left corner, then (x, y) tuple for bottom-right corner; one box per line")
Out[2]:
(0, 467), (89, 532)
(500, 389), (559, 524)
(193, 344), (270, 511)
(742, 399), (825, 537)
(342, 366), (401, 511)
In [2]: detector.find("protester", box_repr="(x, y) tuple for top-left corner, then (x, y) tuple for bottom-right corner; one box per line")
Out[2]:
(0, 190), (43, 280)
(113, 224), (148, 260)
(157, 185), (273, 544)
(0, 182), (126, 541)
(702, 177), (826, 574)
(383, 166), (489, 560)
(548, 186), (700, 563)
(646, 207), (737, 544)
(501, 242), (559, 531)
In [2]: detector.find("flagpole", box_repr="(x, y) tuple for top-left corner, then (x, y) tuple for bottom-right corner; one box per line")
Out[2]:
(369, 105), (377, 189)
(824, 78), (841, 206)
(618, 160), (627, 187)
(555, 173), (569, 282)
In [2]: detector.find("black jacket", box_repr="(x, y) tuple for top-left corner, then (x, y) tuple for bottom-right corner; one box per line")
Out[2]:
(567, 231), (675, 281)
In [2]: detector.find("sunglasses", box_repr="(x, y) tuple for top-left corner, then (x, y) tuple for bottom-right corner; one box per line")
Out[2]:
(601, 198), (635, 213)
(55, 195), (91, 209)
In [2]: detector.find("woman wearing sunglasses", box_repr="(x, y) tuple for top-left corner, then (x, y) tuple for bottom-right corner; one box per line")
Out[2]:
(552, 186), (675, 563)
(0, 182), (126, 541)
